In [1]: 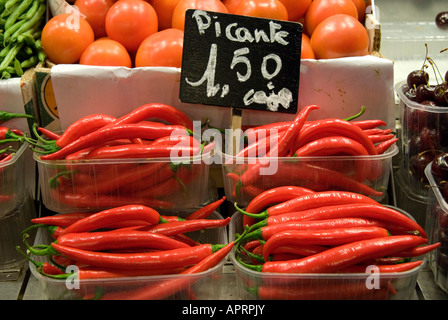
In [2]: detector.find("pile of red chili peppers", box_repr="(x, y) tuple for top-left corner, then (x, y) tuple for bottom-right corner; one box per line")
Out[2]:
(17, 197), (239, 300)
(232, 187), (440, 300)
(24, 103), (213, 210)
(227, 105), (398, 202)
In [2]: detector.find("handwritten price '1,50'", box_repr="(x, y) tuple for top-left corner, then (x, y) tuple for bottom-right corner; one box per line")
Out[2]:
(184, 10), (294, 112)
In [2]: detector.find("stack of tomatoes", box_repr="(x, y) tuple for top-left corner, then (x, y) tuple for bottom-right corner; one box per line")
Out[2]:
(40, 0), (370, 68)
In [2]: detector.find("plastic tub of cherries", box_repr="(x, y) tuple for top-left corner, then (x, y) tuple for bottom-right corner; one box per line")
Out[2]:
(394, 47), (448, 193)
(425, 153), (448, 293)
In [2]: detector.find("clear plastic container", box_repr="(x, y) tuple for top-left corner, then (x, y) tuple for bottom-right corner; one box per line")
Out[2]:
(29, 211), (229, 300)
(425, 162), (448, 293)
(0, 191), (36, 273)
(393, 168), (429, 228)
(395, 80), (448, 194)
(0, 142), (29, 218)
(35, 152), (211, 213)
(220, 144), (398, 207)
(229, 208), (424, 300)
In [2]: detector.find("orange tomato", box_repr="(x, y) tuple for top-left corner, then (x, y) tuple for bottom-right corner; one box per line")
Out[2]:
(310, 14), (369, 59)
(301, 33), (315, 59)
(234, 0), (288, 20)
(171, 0), (229, 31)
(149, 0), (182, 30)
(41, 13), (95, 64)
(304, 0), (358, 36)
(351, 0), (367, 23)
(105, 0), (158, 52)
(74, 0), (115, 38)
(222, 0), (243, 14)
(135, 28), (184, 68)
(278, 0), (311, 22)
(80, 38), (132, 67)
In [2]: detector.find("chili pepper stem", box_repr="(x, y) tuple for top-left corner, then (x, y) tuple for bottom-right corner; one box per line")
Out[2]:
(234, 202), (267, 220)
(22, 232), (58, 256)
(345, 105), (366, 121)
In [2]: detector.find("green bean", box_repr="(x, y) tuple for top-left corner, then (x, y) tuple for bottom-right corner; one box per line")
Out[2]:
(24, 0), (38, 20)
(2, 70), (11, 79)
(8, 2), (44, 43)
(20, 55), (37, 69)
(0, 41), (23, 71)
(2, 17), (24, 44)
(13, 57), (22, 76)
(4, 0), (33, 30)
(3, 0), (19, 11)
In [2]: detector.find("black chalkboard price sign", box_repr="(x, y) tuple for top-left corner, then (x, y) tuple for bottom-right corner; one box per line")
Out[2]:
(179, 9), (302, 114)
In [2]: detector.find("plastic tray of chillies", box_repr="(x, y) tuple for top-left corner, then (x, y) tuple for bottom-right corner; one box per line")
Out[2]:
(26, 103), (214, 213)
(395, 53), (448, 194)
(425, 154), (448, 293)
(0, 111), (36, 217)
(220, 105), (398, 207)
(229, 187), (439, 300)
(18, 200), (231, 300)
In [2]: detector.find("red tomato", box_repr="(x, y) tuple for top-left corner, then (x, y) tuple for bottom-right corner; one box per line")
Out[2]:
(234, 0), (288, 20)
(278, 0), (311, 22)
(351, 0), (366, 23)
(310, 14), (369, 59)
(301, 33), (315, 59)
(304, 0), (358, 36)
(135, 28), (184, 68)
(74, 0), (115, 38)
(105, 0), (158, 52)
(171, 0), (229, 31)
(222, 0), (242, 14)
(80, 38), (132, 67)
(41, 13), (95, 64)
(149, 0), (182, 30)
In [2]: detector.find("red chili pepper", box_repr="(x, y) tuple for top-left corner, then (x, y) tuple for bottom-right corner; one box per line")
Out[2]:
(247, 203), (427, 238)
(268, 104), (319, 157)
(139, 217), (231, 236)
(337, 260), (423, 273)
(185, 196), (226, 220)
(74, 265), (188, 280)
(242, 186), (315, 227)
(107, 103), (193, 131)
(60, 205), (166, 236)
(368, 134), (395, 144)
(294, 118), (378, 155)
(392, 242), (441, 257)
(0, 126), (23, 139)
(238, 162), (383, 197)
(375, 137), (398, 154)
(54, 191), (175, 210)
(0, 153), (13, 163)
(15, 245), (65, 276)
(83, 144), (201, 160)
(254, 281), (391, 300)
(56, 114), (117, 148)
(57, 229), (191, 251)
(37, 127), (61, 140)
(40, 122), (189, 160)
(235, 190), (380, 220)
(363, 128), (393, 136)
(233, 131), (284, 159)
(350, 119), (387, 130)
(99, 241), (235, 300)
(244, 217), (388, 241)
(50, 242), (224, 270)
(261, 227), (390, 262)
(294, 136), (370, 157)
(31, 213), (91, 228)
(240, 235), (427, 274)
